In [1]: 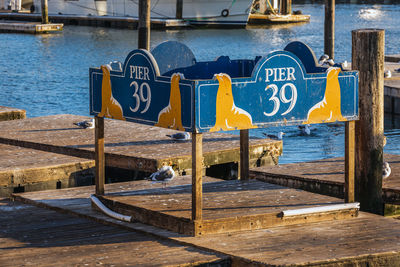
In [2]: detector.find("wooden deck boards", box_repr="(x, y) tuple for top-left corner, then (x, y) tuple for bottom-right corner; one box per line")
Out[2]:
(0, 198), (227, 267)
(13, 178), (400, 266)
(0, 143), (94, 196)
(0, 105), (25, 121)
(250, 154), (400, 204)
(0, 114), (282, 173)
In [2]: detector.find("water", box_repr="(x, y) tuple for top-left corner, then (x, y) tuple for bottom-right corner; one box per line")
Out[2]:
(0, 1), (399, 163)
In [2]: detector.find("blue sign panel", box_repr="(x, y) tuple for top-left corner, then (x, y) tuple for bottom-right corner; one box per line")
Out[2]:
(90, 41), (358, 133)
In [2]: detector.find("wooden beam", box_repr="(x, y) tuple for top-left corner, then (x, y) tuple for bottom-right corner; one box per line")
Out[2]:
(324, 0), (335, 59)
(192, 132), (203, 221)
(138, 0), (150, 50)
(95, 116), (105, 195)
(176, 0), (183, 19)
(345, 120), (355, 203)
(352, 29), (385, 215)
(240, 129), (249, 180)
(41, 0), (49, 24)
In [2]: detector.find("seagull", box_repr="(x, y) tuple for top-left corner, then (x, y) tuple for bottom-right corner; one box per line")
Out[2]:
(384, 70), (392, 78)
(298, 124), (311, 135)
(318, 54), (329, 65)
(147, 166), (176, 188)
(73, 118), (95, 129)
(383, 162), (391, 179)
(166, 132), (191, 141)
(263, 132), (285, 140)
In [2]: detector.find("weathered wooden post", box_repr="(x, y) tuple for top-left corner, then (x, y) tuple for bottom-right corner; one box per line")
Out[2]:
(95, 116), (105, 195)
(138, 0), (150, 50)
(345, 121), (355, 203)
(41, 0), (49, 24)
(324, 0), (335, 59)
(240, 129), (249, 180)
(352, 29), (385, 214)
(281, 0), (292, 15)
(176, 0), (183, 19)
(192, 132), (203, 221)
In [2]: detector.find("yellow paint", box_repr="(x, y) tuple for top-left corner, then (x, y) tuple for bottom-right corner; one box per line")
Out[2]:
(210, 73), (256, 132)
(155, 73), (184, 130)
(98, 65), (125, 121)
(304, 67), (346, 124)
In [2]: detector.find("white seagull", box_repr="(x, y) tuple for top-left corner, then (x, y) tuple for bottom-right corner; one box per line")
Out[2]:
(166, 132), (191, 141)
(74, 118), (95, 129)
(298, 124), (311, 135)
(263, 132), (285, 140)
(318, 54), (329, 65)
(384, 70), (392, 78)
(383, 162), (391, 179)
(148, 166), (176, 188)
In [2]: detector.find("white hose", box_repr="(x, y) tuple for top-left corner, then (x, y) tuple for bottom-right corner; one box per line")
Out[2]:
(90, 194), (132, 222)
(281, 202), (360, 217)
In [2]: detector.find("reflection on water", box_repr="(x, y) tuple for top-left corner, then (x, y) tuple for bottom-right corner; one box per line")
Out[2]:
(0, 1), (399, 163)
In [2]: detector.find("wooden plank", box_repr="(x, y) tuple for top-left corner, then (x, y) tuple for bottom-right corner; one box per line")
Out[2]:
(0, 106), (26, 121)
(192, 132), (202, 222)
(240, 129), (249, 180)
(0, 114), (281, 174)
(353, 29), (385, 214)
(95, 116), (105, 195)
(0, 199), (226, 266)
(345, 120), (355, 203)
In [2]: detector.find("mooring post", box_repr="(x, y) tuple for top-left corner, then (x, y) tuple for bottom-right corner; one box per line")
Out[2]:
(324, 0), (335, 59)
(95, 116), (105, 195)
(345, 121), (355, 203)
(240, 129), (249, 180)
(192, 132), (203, 221)
(176, 0), (183, 19)
(138, 0), (150, 50)
(41, 0), (49, 24)
(352, 29), (385, 214)
(281, 0), (292, 15)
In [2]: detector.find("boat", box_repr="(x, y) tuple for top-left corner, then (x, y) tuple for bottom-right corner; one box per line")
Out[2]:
(30, 0), (254, 26)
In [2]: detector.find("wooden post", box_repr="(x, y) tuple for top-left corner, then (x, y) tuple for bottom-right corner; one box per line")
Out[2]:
(324, 0), (335, 59)
(192, 132), (203, 221)
(281, 0), (292, 15)
(41, 0), (49, 24)
(240, 129), (249, 180)
(95, 116), (105, 195)
(138, 0), (150, 50)
(345, 121), (355, 203)
(352, 29), (385, 215)
(176, 0), (183, 19)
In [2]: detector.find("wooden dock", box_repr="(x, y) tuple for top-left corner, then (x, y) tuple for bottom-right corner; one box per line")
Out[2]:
(0, 106), (25, 121)
(250, 154), (400, 205)
(11, 178), (400, 266)
(384, 61), (400, 115)
(0, 20), (63, 33)
(0, 143), (94, 197)
(0, 114), (282, 174)
(0, 198), (227, 266)
(248, 13), (310, 24)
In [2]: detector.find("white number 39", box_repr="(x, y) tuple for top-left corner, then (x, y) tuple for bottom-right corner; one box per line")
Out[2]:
(263, 83), (297, 117)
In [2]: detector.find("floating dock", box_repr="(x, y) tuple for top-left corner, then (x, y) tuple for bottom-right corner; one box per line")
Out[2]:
(384, 60), (400, 115)
(0, 106), (25, 121)
(248, 13), (310, 24)
(250, 154), (400, 205)
(0, 114), (282, 174)
(0, 20), (63, 33)
(10, 177), (400, 266)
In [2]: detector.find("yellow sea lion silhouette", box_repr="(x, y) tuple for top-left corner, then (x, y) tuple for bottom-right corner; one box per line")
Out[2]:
(98, 65), (125, 121)
(304, 67), (346, 124)
(209, 73), (256, 132)
(155, 73), (184, 130)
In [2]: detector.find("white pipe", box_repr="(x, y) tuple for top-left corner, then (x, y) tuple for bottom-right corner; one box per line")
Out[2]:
(90, 194), (132, 222)
(281, 202), (360, 217)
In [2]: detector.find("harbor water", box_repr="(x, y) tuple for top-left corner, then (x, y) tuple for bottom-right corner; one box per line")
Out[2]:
(0, 0), (399, 163)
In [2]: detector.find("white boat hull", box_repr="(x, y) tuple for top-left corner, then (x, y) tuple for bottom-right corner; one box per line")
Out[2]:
(32, 0), (252, 24)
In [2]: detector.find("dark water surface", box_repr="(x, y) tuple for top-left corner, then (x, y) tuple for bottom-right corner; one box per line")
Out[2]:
(0, 1), (399, 163)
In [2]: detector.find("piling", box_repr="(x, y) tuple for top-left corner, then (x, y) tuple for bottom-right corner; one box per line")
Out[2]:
(352, 29), (385, 214)
(324, 0), (335, 59)
(41, 0), (48, 24)
(176, 0), (183, 19)
(281, 0), (292, 15)
(95, 116), (105, 195)
(138, 0), (150, 50)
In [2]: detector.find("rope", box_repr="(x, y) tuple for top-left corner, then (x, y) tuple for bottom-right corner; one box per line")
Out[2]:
(265, 0), (277, 15)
